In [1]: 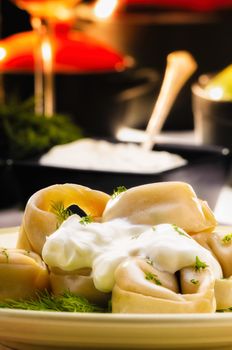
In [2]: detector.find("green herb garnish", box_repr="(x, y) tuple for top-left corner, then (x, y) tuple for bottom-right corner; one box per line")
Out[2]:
(145, 272), (162, 286)
(194, 256), (208, 271)
(152, 226), (156, 231)
(50, 201), (73, 226)
(111, 186), (127, 199)
(79, 215), (93, 225)
(222, 233), (232, 244)
(131, 233), (140, 240)
(1, 248), (9, 263)
(0, 97), (82, 160)
(190, 279), (199, 285)
(0, 290), (106, 313)
(146, 257), (154, 266)
(172, 224), (189, 238)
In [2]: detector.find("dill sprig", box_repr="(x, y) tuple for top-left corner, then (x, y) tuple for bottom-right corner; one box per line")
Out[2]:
(145, 272), (162, 286)
(0, 290), (107, 313)
(131, 234), (140, 240)
(0, 97), (82, 161)
(1, 248), (9, 263)
(79, 215), (93, 225)
(111, 186), (127, 199)
(190, 279), (199, 285)
(146, 257), (154, 266)
(50, 201), (73, 226)
(172, 224), (190, 238)
(194, 256), (208, 271)
(222, 233), (232, 245)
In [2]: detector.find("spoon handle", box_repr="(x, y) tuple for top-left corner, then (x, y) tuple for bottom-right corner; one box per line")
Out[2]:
(142, 51), (197, 151)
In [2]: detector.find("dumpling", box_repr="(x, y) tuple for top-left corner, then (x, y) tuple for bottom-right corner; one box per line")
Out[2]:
(17, 184), (110, 255)
(193, 226), (232, 310)
(42, 215), (149, 305)
(0, 248), (49, 300)
(42, 217), (221, 310)
(112, 257), (216, 313)
(49, 267), (110, 306)
(102, 182), (216, 234)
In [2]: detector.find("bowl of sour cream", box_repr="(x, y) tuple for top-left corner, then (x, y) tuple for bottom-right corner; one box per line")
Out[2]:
(12, 138), (230, 210)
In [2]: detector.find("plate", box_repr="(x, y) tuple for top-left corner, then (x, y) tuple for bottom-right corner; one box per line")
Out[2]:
(1, 228), (232, 350)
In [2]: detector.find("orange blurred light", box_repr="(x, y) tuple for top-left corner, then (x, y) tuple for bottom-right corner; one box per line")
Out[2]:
(0, 47), (7, 61)
(0, 29), (126, 73)
(94, 0), (118, 19)
(41, 40), (52, 64)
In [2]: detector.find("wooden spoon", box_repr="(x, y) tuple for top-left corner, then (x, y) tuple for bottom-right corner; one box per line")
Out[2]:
(142, 51), (197, 151)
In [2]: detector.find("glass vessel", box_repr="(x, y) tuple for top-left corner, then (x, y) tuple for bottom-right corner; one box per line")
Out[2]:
(11, 0), (80, 117)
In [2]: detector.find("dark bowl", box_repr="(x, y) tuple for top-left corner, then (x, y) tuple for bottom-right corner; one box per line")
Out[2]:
(192, 74), (232, 150)
(4, 67), (159, 137)
(11, 143), (231, 210)
(0, 159), (21, 209)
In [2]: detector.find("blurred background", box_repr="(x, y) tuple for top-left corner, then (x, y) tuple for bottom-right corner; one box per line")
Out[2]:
(2, 0), (232, 136)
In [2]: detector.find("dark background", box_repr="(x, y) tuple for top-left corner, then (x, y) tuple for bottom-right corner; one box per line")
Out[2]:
(1, 1), (31, 37)
(2, 1), (232, 132)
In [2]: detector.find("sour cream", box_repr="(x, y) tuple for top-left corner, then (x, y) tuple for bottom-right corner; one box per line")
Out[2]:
(40, 138), (187, 174)
(42, 216), (222, 293)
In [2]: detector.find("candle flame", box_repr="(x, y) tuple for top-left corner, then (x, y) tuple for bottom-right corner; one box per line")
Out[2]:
(41, 40), (52, 64)
(0, 47), (7, 61)
(94, 0), (118, 19)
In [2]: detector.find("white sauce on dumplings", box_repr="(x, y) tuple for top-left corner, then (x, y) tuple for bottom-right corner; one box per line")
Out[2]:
(40, 138), (187, 174)
(42, 216), (222, 293)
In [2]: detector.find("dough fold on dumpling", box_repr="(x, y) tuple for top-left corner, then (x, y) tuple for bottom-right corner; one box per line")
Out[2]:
(103, 182), (216, 234)
(17, 184), (110, 255)
(193, 226), (232, 310)
(112, 258), (216, 313)
(49, 267), (110, 306)
(0, 248), (49, 300)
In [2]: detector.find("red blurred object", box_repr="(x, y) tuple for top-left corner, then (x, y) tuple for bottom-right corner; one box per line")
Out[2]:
(125, 0), (232, 11)
(0, 24), (128, 73)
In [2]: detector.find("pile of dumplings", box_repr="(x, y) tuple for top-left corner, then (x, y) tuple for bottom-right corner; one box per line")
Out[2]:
(1, 181), (232, 313)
